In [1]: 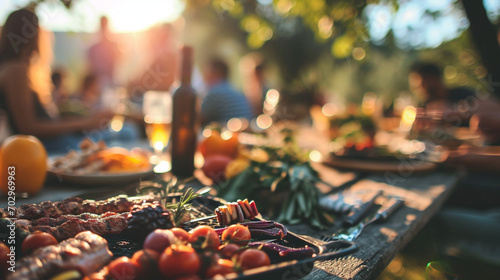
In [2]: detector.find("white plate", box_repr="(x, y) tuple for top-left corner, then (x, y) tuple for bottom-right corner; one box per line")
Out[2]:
(46, 169), (156, 186)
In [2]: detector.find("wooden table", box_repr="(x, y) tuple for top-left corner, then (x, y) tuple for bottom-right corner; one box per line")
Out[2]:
(0, 142), (461, 280)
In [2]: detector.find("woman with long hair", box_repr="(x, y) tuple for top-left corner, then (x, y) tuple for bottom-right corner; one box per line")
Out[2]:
(0, 8), (114, 150)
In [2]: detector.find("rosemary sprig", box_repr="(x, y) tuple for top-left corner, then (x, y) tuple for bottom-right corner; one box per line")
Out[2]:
(135, 176), (202, 227)
(170, 188), (200, 227)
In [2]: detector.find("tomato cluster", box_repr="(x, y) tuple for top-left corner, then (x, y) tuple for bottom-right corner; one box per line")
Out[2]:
(86, 224), (270, 280)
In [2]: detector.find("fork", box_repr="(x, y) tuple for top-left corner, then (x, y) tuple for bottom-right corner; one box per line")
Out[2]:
(286, 231), (356, 255)
(322, 197), (405, 242)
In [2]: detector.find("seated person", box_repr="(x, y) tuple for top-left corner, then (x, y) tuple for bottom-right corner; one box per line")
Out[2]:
(446, 98), (500, 170)
(201, 58), (252, 126)
(409, 62), (475, 126)
(0, 9), (115, 151)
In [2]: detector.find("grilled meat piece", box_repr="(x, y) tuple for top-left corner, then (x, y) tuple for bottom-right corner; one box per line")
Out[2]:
(7, 231), (112, 280)
(3, 195), (154, 220)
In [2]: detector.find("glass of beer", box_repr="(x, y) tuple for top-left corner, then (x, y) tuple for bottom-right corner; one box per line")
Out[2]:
(143, 91), (172, 156)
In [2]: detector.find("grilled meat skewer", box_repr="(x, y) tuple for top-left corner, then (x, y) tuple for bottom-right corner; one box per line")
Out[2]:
(7, 231), (113, 280)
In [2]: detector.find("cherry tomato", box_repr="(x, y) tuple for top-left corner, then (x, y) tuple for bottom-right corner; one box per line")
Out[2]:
(131, 249), (160, 278)
(189, 225), (220, 251)
(237, 249), (270, 271)
(221, 224), (251, 245)
(171, 228), (190, 243)
(143, 229), (174, 253)
(205, 259), (235, 278)
(218, 243), (240, 259)
(202, 155), (232, 183)
(0, 242), (10, 274)
(159, 244), (200, 279)
(200, 131), (239, 159)
(107, 257), (140, 280)
(22, 231), (58, 255)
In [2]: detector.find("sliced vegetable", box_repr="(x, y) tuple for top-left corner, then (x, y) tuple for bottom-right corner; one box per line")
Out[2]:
(247, 242), (315, 260)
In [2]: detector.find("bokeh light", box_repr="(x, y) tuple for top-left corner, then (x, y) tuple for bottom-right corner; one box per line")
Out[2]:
(227, 118), (243, 132)
(352, 47), (366, 61)
(256, 114), (273, 130)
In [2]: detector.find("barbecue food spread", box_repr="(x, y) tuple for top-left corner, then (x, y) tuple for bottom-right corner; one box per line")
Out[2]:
(0, 193), (333, 280)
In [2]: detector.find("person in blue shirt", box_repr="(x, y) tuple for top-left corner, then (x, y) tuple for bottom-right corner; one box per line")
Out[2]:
(201, 58), (252, 127)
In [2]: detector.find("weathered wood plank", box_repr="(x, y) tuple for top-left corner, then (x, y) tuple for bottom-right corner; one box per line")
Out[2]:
(294, 171), (460, 280)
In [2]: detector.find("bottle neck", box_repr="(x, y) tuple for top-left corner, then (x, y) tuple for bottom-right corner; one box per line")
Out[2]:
(180, 46), (193, 86)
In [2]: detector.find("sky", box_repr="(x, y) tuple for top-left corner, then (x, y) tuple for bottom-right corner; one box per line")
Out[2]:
(0, 0), (499, 48)
(0, 0), (185, 33)
(366, 0), (500, 49)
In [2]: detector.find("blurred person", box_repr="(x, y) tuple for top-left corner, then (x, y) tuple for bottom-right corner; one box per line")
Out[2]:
(58, 74), (102, 118)
(0, 8), (114, 151)
(240, 53), (269, 117)
(409, 62), (475, 126)
(87, 16), (121, 87)
(80, 74), (103, 110)
(201, 57), (252, 126)
(51, 68), (69, 106)
(128, 24), (178, 94)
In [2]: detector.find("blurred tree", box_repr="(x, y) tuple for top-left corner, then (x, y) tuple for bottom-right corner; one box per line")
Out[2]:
(182, 0), (500, 97)
(33, 0), (500, 101)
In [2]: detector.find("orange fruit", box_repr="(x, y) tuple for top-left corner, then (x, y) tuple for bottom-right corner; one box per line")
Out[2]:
(0, 135), (47, 195)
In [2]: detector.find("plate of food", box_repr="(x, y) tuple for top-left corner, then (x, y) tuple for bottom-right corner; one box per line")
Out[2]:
(47, 138), (155, 186)
(0, 186), (357, 280)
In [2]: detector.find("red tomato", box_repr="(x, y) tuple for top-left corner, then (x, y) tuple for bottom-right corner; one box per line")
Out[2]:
(189, 225), (221, 251)
(218, 243), (240, 259)
(171, 228), (190, 243)
(200, 131), (239, 159)
(237, 249), (270, 271)
(175, 275), (201, 280)
(22, 231), (58, 255)
(107, 257), (140, 280)
(143, 229), (174, 253)
(0, 242), (10, 274)
(202, 155), (232, 183)
(221, 224), (251, 245)
(131, 249), (160, 278)
(159, 245), (200, 279)
(205, 259), (235, 278)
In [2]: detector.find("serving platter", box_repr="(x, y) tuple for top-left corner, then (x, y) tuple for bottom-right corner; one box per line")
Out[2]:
(46, 168), (156, 186)
(323, 156), (437, 173)
(75, 185), (358, 280)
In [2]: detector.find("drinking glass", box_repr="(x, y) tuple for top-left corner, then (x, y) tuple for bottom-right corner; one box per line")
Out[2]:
(143, 91), (172, 157)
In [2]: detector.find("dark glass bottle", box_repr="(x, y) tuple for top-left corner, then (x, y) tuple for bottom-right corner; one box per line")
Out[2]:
(170, 46), (198, 177)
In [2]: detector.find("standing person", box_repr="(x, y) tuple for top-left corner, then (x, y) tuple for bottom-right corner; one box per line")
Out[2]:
(128, 24), (178, 94)
(87, 16), (121, 87)
(0, 8), (114, 151)
(201, 58), (252, 126)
